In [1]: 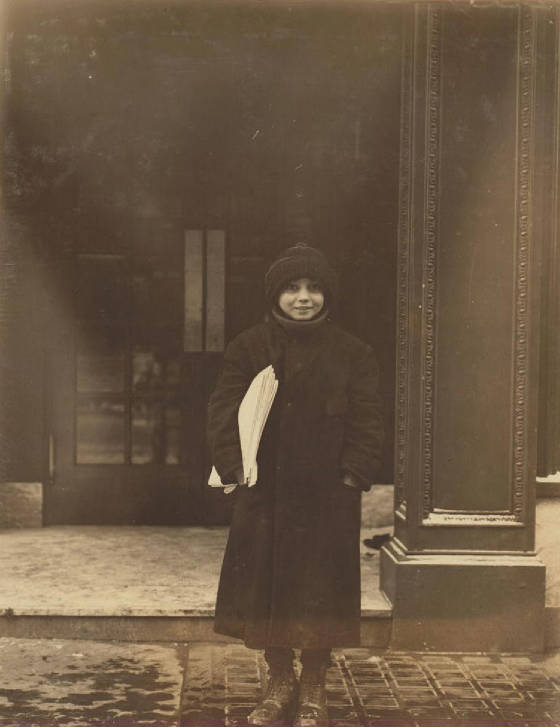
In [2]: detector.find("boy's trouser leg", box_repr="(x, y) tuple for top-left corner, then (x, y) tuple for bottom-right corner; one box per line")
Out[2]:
(247, 648), (298, 726)
(264, 647), (296, 672)
(300, 648), (331, 671)
(294, 649), (331, 727)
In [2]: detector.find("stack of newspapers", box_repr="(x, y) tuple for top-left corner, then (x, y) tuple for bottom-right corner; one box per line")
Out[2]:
(208, 365), (279, 493)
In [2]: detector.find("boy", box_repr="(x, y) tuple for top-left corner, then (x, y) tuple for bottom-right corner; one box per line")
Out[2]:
(207, 244), (384, 726)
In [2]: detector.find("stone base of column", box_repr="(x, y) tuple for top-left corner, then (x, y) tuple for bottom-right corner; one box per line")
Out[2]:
(380, 538), (546, 652)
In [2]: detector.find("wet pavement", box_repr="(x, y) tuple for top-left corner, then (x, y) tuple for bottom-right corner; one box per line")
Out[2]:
(1, 639), (560, 727)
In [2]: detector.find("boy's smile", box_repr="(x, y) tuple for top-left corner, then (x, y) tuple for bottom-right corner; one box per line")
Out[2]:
(278, 277), (325, 320)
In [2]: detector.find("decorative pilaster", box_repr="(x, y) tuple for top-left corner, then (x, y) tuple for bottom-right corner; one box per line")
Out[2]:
(381, 3), (546, 652)
(394, 10), (413, 514)
(536, 5), (560, 479)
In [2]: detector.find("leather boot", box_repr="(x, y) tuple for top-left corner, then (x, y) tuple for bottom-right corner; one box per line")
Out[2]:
(293, 656), (329, 727)
(247, 649), (298, 726)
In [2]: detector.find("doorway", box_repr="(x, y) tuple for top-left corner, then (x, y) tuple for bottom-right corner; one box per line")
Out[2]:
(8, 2), (403, 523)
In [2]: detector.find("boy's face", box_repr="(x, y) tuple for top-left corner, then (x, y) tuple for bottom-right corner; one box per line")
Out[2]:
(278, 277), (325, 320)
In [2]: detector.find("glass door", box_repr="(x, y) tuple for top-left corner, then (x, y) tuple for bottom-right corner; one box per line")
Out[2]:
(45, 239), (231, 525)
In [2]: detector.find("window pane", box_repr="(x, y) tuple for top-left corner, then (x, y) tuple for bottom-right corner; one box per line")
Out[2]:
(132, 351), (165, 396)
(206, 230), (225, 352)
(166, 406), (181, 428)
(77, 328), (125, 393)
(132, 348), (181, 394)
(76, 399), (125, 464)
(166, 359), (181, 389)
(166, 427), (181, 465)
(184, 229), (203, 351)
(131, 258), (182, 324)
(166, 407), (182, 465)
(132, 401), (165, 464)
(131, 403), (181, 465)
(77, 356), (124, 393)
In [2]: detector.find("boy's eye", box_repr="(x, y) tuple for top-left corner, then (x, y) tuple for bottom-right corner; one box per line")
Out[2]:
(288, 283), (299, 291)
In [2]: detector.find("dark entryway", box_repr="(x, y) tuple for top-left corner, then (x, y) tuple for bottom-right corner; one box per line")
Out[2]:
(5, 1), (402, 524)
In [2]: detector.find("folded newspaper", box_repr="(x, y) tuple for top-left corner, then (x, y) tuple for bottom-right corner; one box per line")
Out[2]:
(208, 365), (279, 493)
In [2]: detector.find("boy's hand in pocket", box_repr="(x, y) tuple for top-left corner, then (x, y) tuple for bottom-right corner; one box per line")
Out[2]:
(343, 471), (360, 489)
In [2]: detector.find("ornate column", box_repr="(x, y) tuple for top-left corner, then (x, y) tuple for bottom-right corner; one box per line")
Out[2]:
(380, 3), (546, 652)
(536, 4), (560, 481)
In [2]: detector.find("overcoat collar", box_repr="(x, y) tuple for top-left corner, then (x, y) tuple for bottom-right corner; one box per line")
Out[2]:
(266, 314), (333, 384)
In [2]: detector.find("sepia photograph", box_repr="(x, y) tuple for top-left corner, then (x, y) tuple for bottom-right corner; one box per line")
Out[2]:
(0, 0), (559, 724)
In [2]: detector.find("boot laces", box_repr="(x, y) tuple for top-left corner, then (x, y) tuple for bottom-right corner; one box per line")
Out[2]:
(265, 670), (296, 703)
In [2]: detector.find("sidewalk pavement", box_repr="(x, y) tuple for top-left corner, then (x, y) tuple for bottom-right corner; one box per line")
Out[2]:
(1, 638), (560, 727)
(0, 493), (559, 726)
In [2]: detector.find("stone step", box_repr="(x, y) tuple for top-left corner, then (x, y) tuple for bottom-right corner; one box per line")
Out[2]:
(0, 525), (392, 644)
(0, 612), (393, 646)
(3, 522), (556, 649)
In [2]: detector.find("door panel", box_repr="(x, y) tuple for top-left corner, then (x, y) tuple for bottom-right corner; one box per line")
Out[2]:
(45, 245), (229, 525)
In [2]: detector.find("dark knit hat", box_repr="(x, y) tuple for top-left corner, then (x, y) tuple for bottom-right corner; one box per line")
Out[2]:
(264, 244), (337, 306)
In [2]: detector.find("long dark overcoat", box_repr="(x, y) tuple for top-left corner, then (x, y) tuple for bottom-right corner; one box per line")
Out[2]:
(207, 317), (384, 649)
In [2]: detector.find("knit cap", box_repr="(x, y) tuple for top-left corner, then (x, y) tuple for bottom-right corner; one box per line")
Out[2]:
(264, 244), (337, 307)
